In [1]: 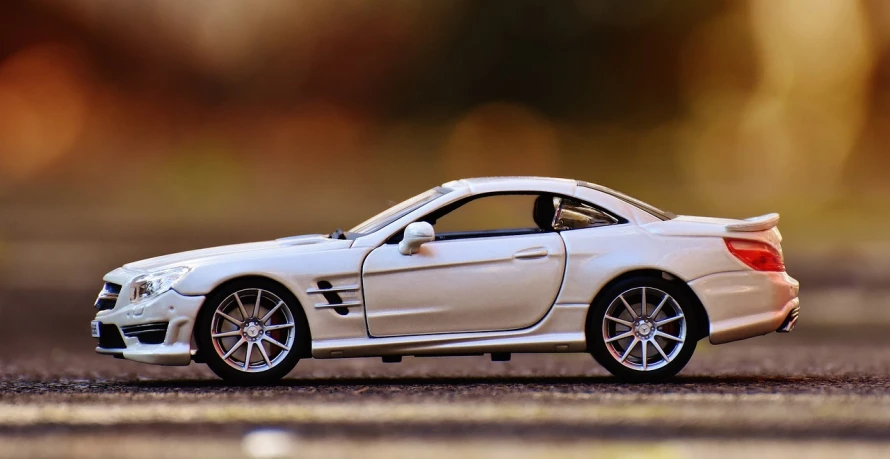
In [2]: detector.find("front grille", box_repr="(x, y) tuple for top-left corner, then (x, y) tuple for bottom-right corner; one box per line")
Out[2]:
(121, 322), (169, 345)
(97, 323), (127, 349)
(103, 282), (122, 295)
(95, 298), (116, 311)
(95, 282), (122, 311)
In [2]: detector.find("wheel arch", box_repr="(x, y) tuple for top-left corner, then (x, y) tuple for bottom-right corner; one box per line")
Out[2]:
(193, 275), (312, 359)
(585, 268), (710, 342)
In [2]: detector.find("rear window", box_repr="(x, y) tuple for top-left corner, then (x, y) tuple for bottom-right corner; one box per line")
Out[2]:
(578, 182), (676, 221)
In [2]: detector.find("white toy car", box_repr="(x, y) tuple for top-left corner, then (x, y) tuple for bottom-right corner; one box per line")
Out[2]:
(91, 177), (799, 383)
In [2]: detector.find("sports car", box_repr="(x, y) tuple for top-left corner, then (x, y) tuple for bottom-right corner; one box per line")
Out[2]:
(91, 177), (800, 383)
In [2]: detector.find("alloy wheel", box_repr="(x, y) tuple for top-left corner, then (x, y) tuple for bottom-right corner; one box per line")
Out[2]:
(601, 286), (687, 372)
(210, 288), (296, 373)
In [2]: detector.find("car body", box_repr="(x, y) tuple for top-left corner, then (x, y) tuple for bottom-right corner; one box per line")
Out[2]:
(91, 177), (800, 383)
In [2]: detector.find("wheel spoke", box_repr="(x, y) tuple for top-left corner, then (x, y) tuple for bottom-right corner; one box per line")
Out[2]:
(212, 330), (242, 339)
(243, 341), (253, 370)
(642, 341), (648, 371)
(655, 330), (684, 343)
(264, 323), (294, 332)
(650, 295), (670, 318)
(652, 339), (671, 363)
(261, 301), (285, 323)
(605, 330), (634, 343)
(216, 310), (243, 327)
(222, 338), (246, 360)
(263, 335), (290, 351)
(641, 287), (647, 317)
(605, 315), (633, 327)
(619, 337), (639, 363)
(253, 289), (263, 318)
(656, 314), (684, 327)
(257, 342), (272, 367)
(619, 295), (638, 320)
(234, 292), (249, 320)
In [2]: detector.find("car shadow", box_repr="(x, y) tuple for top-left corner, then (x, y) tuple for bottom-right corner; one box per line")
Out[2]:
(118, 374), (839, 390)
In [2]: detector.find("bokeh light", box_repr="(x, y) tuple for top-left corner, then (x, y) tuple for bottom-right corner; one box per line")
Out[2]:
(0, 44), (90, 182)
(1, 0), (890, 288)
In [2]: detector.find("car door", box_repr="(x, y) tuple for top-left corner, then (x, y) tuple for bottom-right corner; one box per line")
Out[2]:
(361, 193), (567, 337)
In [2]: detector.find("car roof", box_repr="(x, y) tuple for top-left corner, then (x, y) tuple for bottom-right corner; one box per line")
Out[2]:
(442, 176), (579, 189)
(439, 176), (675, 221)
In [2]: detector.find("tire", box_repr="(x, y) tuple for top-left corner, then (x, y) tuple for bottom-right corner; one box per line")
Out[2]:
(195, 279), (309, 384)
(587, 276), (700, 382)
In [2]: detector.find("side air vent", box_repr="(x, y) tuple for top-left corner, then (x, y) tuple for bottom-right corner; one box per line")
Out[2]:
(316, 281), (343, 305)
(307, 281), (362, 316)
(121, 322), (169, 345)
(316, 281), (347, 316)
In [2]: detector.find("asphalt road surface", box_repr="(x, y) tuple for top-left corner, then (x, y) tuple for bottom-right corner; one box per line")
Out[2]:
(2, 288), (890, 458)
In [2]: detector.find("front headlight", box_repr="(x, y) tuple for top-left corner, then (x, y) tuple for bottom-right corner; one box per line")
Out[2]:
(130, 267), (190, 303)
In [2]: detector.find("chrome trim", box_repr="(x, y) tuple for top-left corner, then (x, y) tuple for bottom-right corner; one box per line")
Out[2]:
(306, 285), (360, 295)
(121, 322), (169, 337)
(777, 304), (800, 333)
(98, 285), (120, 301)
(513, 248), (549, 259)
(314, 300), (362, 309)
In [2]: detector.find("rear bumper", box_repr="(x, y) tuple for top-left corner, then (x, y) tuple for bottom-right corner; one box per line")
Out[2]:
(688, 271), (799, 344)
(93, 289), (205, 366)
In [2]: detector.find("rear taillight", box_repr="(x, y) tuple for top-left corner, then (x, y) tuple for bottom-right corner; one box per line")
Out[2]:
(724, 238), (785, 272)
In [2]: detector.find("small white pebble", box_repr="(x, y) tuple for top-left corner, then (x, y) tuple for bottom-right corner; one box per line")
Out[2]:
(241, 428), (296, 459)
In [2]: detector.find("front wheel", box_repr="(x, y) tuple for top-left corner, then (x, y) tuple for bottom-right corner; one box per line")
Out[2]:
(195, 280), (308, 384)
(588, 277), (699, 382)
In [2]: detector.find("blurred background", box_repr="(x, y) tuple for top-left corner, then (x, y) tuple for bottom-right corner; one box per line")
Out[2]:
(1, 0), (889, 309)
(2, 3), (890, 457)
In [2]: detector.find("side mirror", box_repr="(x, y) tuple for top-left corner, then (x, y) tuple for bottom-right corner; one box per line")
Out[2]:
(398, 222), (435, 255)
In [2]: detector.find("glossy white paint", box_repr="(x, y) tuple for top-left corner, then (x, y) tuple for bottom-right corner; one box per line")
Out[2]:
(689, 271), (800, 344)
(94, 286), (204, 365)
(398, 222), (435, 255)
(92, 176), (800, 369)
(363, 232), (565, 336)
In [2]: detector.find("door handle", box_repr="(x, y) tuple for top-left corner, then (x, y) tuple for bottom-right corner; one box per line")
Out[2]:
(513, 248), (549, 259)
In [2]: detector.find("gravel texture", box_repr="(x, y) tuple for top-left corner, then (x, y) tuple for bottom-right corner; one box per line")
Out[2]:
(3, 288), (890, 457)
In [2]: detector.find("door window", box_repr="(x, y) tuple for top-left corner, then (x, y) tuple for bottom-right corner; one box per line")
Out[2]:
(432, 194), (548, 236)
(389, 193), (622, 243)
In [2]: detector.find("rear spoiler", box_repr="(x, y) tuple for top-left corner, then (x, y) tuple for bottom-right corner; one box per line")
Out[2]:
(725, 213), (780, 232)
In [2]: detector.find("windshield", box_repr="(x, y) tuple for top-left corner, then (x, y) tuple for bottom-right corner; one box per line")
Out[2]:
(579, 182), (676, 221)
(350, 187), (450, 234)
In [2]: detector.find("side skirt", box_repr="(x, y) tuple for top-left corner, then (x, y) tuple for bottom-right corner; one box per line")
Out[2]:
(310, 303), (589, 359)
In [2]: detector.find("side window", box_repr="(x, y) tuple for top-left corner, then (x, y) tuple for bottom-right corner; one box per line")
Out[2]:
(433, 194), (545, 235)
(553, 198), (620, 230)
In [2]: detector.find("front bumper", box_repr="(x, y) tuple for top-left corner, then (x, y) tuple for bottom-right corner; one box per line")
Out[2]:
(689, 270), (800, 345)
(93, 289), (205, 366)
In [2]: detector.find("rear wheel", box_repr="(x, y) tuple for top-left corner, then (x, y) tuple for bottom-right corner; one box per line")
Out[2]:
(196, 280), (308, 384)
(588, 276), (699, 382)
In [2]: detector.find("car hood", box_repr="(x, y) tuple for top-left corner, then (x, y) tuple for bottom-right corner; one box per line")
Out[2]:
(123, 234), (349, 272)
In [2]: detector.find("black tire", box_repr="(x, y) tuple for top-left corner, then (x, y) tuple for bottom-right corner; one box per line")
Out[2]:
(587, 276), (700, 382)
(195, 279), (309, 384)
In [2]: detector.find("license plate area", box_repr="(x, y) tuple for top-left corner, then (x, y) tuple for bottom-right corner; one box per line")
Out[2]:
(91, 321), (101, 338)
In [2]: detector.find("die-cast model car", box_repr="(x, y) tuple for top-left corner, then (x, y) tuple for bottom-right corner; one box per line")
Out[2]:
(91, 177), (799, 383)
